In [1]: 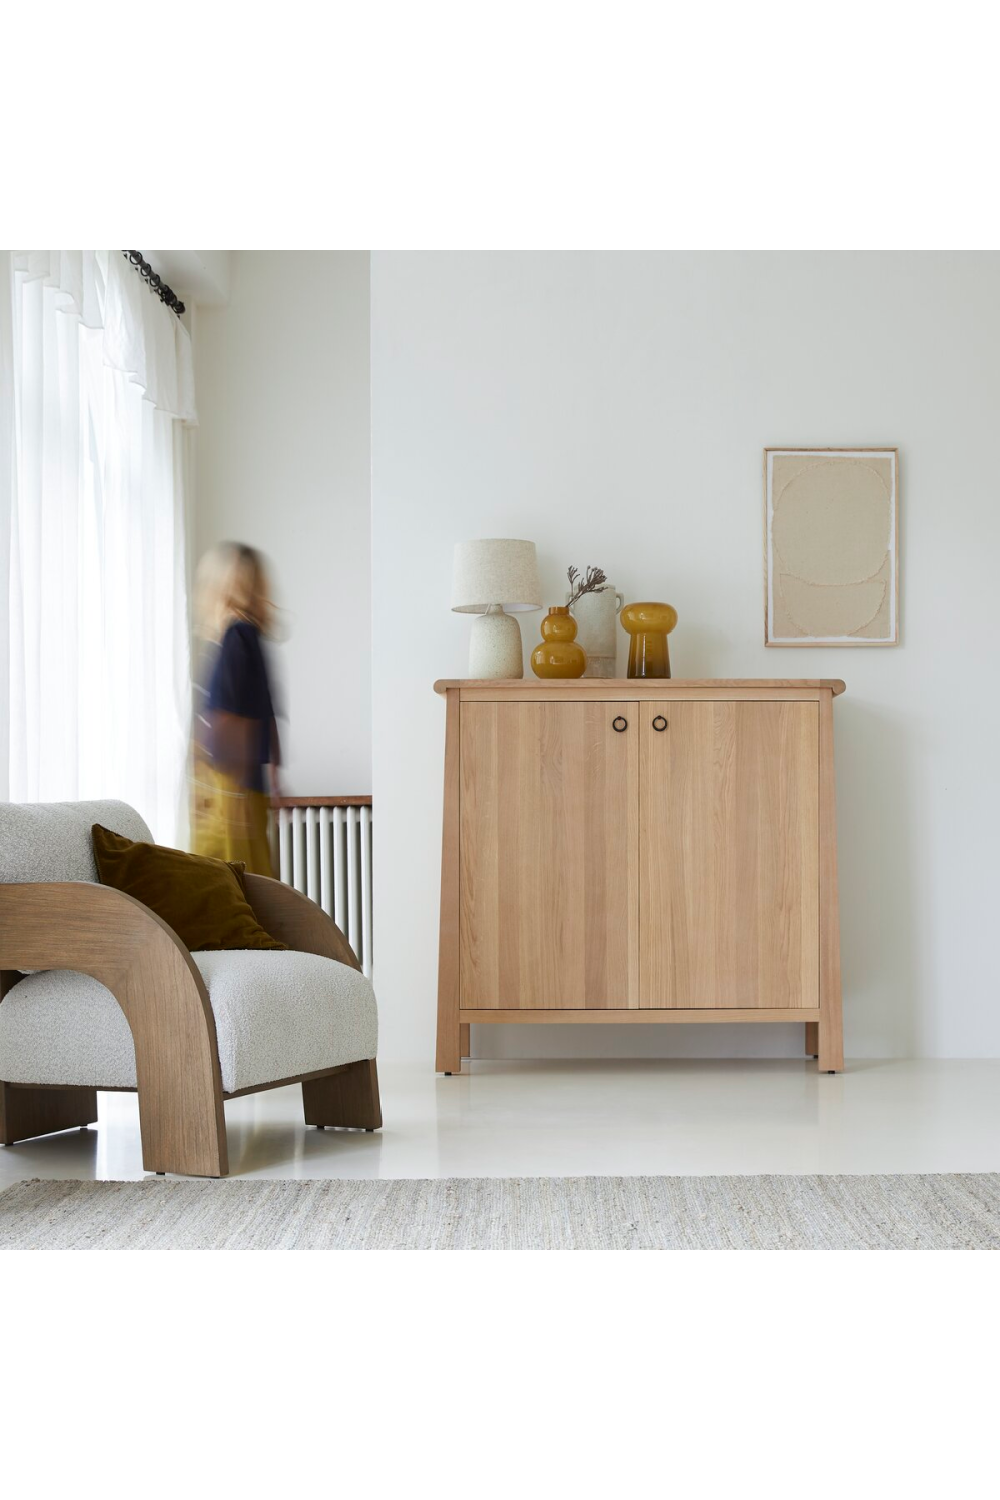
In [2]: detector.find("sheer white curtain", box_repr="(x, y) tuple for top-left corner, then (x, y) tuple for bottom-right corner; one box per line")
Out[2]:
(1, 251), (195, 844)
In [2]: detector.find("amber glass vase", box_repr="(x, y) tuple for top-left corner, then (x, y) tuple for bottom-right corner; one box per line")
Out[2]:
(530, 606), (587, 679)
(620, 601), (678, 678)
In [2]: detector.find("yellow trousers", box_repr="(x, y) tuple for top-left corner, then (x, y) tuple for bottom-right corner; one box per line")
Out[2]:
(191, 760), (275, 877)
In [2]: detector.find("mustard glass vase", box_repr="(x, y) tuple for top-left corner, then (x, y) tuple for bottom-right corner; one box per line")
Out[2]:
(620, 601), (678, 679)
(530, 605), (587, 679)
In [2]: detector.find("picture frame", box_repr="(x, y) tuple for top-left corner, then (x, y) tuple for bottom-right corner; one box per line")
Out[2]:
(763, 447), (899, 647)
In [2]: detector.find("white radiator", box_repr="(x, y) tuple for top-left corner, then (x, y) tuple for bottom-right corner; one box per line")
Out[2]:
(269, 800), (373, 979)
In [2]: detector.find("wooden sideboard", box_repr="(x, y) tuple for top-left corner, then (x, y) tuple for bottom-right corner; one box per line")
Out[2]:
(434, 678), (846, 1075)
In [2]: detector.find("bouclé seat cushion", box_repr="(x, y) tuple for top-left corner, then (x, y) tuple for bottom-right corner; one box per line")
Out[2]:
(0, 950), (378, 1095)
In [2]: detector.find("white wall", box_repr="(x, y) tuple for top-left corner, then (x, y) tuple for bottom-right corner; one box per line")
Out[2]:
(371, 251), (1000, 1061)
(194, 251), (371, 794)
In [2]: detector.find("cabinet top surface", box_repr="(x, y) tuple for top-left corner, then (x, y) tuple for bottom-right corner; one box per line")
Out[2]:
(434, 677), (846, 696)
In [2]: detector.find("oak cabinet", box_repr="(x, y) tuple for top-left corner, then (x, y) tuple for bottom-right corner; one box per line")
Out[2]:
(435, 680), (844, 1074)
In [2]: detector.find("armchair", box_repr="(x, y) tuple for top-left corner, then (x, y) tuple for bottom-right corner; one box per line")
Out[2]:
(0, 801), (381, 1177)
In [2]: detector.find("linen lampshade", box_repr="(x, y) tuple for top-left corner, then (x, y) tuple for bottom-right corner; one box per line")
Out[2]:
(451, 539), (542, 614)
(451, 539), (542, 679)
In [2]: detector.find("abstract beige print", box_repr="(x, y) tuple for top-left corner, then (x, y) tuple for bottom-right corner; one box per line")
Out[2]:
(765, 449), (898, 644)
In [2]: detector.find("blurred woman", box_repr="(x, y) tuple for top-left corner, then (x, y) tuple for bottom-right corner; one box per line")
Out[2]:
(191, 542), (281, 875)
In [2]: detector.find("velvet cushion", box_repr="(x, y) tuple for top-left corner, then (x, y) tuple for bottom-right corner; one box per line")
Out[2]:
(91, 824), (286, 952)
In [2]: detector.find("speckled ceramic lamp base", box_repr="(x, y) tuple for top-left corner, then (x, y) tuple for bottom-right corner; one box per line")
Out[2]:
(468, 604), (524, 679)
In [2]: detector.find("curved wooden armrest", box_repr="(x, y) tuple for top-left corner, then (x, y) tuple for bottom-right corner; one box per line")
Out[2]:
(242, 874), (361, 971)
(1, 881), (203, 994)
(0, 882), (226, 1176)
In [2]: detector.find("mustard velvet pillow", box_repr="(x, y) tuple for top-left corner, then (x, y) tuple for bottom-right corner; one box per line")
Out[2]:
(91, 824), (287, 952)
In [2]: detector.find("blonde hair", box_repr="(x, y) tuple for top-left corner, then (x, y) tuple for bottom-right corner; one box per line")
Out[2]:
(195, 542), (275, 642)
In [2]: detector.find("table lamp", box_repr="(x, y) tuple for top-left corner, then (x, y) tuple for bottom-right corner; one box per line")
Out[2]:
(451, 539), (542, 679)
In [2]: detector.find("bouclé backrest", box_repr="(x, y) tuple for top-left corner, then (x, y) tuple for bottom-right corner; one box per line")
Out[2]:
(0, 800), (153, 884)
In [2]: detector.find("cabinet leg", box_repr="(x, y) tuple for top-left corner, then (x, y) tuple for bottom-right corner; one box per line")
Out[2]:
(436, 1021), (462, 1075)
(804, 1022), (819, 1058)
(460, 1024), (471, 1060)
(817, 1011), (843, 1073)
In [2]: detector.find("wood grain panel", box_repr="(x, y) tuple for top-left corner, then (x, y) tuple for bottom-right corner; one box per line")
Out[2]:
(460, 1008), (821, 1024)
(435, 679), (846, 696)
(302, 1059), (382, 1130)
(639, 702), (819, 1009)
(459, 701), (637, 1009)
(270, 795), (372, 807)
(459, 688), (824, 703)
(244, 873), (361, 970)
(1, 1082), (98, 1146)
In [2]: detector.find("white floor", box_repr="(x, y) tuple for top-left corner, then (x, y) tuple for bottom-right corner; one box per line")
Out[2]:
(2, 1058), (999, 1183)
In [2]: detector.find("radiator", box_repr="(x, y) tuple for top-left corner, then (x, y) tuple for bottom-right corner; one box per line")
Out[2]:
(269, 799), (373, 979)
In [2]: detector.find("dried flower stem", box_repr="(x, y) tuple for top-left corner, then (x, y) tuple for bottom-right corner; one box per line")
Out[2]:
(567, 565), (609, 607)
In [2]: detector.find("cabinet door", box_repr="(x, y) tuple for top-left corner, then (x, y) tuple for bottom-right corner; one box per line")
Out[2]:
(460, 700), (637, 1009)
(639, 701), (819, 1008)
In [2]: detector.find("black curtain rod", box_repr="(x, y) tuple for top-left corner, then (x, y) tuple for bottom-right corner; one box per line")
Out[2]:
(122, 251), (185, 317)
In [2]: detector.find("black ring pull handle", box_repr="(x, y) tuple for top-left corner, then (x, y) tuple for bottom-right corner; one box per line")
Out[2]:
(652, 715), (668, 732)
(612, 716), (628, 733)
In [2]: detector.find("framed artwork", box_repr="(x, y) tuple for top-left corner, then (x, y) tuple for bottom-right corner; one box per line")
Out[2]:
(764, 447), (899, 646)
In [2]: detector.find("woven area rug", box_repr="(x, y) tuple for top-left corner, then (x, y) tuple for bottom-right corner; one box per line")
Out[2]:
(2, 1174), (999, 1249)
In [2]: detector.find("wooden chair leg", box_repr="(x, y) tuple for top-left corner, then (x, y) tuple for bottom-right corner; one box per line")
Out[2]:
(303, 1060), (382, 1131)
(1, 1083), (98, 1146)
(804, 1022), (819, 1058)
(135, 1074), (229, 1178)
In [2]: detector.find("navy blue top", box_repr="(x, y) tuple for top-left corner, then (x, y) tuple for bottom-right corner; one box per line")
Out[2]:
(206, 621), (276, 791)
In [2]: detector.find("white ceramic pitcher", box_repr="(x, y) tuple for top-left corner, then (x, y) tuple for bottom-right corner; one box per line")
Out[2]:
(567, 584), (625, 678)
